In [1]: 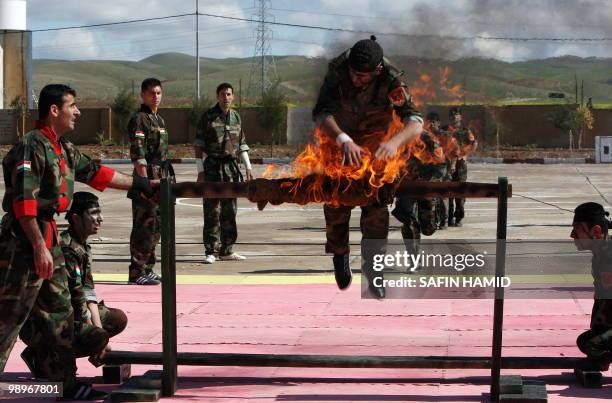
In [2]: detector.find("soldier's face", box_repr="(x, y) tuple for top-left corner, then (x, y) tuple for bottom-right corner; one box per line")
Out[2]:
(571, 222), (603, 251)
(142, 85), (162, 109)
(77, 207), (104, 237)
(453, 113), (462, 124)
(53, 94), (80, 134)
(348, 67), (380, 89)
(217, 88), (234, 110)
(429, 120), (440, 131)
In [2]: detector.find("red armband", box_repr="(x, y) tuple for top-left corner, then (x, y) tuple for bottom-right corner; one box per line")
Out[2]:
(13, 200), (38, 219)
(87, 166), (115, 191)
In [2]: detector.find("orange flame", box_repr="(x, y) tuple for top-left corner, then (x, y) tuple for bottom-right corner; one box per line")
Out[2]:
(410, 67), (465, 108)
(264, 112), (411, 207)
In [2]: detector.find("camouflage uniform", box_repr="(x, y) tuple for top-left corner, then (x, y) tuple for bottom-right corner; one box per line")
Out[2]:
(128, 104), (168, 280)
(60, 229), (127, 358)
(195, 104), (249, 256)
(312, 50), (422, 275)
(445, 123), (476, 224)
(577, 242), (612, 360)
(0, 122), (115, 388)
(435, 128), (456, 227)
(392, 131), (446, 255)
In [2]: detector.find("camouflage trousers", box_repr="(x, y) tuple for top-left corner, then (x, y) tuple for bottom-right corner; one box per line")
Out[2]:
(448, 159), (468, 223)
(392, 196), (438, 256)
(203, 159), (241, 256)
(0, 236), (77, 389)
(324, 204), (388, 286)
(73, 304), (127, 358)
(577, 299), (612, 359)
(129, 196), (161, 279)
(203, 198), (238, 256)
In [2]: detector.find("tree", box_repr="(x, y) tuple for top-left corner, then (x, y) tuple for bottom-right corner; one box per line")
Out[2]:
(257, 81), (288, 157)
(9, 95), (29, 137)
(110, 87), (137, 138)
(187, 97), (214, 129)
(549, 104), (594, 150)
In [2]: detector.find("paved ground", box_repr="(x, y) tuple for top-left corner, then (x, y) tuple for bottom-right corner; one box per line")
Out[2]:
(2, 163), (612, 402)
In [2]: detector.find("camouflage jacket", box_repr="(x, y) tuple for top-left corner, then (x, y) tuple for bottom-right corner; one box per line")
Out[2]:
(445, 123), (477, 146)
(407, 131), (447, 181)
(312, 50), (422, 141)
(60, 229), (97, 323)
(128, 104), (169, 167)
(1, 122), (115, 248)
(195, 103), (249, 159)
(591, 242), (612, 329)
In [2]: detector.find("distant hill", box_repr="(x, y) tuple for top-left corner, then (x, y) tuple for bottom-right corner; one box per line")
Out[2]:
(33, 53), (612, 107)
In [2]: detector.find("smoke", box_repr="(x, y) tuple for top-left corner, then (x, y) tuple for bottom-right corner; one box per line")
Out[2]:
(320, 0), (612, 61)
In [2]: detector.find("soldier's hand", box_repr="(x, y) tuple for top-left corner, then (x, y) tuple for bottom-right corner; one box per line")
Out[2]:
(245, 169), (254, 181)
(34, 245), (54, 280)
(374, 139), (400, 160)
(342, 141), (366, 167)
(197, 172), (205, 183)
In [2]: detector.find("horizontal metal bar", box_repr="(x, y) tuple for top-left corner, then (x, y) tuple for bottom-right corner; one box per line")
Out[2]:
(104, 351), (587, 370)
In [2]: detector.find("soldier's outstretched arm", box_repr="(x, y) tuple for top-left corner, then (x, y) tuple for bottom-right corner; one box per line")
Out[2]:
(106, 171), (160, 197)
(18, 217), (53, 279)
(374, 119), (424, 160)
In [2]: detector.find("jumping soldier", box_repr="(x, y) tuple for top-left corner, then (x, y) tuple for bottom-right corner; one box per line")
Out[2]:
(312, 35), (423, 298)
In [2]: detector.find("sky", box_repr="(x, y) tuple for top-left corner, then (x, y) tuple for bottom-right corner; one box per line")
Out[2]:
(25, 0), (612, 62)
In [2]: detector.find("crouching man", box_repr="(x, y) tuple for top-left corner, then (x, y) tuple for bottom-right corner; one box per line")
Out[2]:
(571, 202), (612, 368)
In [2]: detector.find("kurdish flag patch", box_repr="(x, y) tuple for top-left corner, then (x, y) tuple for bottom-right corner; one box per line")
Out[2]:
(135, 131), (145, 139)
(16, 160), (31, 171)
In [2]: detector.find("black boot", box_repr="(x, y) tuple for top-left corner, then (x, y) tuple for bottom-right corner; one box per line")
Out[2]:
(367, 272), (386, 299)
(332, 254), (352, 290)
(58, 381), (108, 401)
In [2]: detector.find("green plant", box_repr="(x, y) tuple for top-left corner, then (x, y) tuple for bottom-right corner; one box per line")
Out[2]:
(187, 98), (214, 128)
(9, 95), (29, 137)
(95, 130), (114, 147)
(256, 81), (288, 157)
(549, 103), (595, 150)
(110, 87), (137, 134)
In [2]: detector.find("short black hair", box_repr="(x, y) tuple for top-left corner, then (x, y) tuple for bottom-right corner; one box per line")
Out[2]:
(38, 84), (77, 120)
(216, 82), (234, 95)
(449, 107), (462, 118)
(426, 112), (440, 122)
(141, 78), (162, 92)
(574, 202), (611, 236)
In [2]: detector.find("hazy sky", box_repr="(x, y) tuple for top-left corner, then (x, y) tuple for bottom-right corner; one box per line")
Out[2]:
(26, 0), (612, 61)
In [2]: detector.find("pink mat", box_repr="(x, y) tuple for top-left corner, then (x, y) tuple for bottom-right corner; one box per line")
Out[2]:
(3, 284), (610, 402)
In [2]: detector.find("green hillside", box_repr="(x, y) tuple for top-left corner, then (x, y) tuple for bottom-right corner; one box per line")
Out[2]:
(33, 53), (612, 107)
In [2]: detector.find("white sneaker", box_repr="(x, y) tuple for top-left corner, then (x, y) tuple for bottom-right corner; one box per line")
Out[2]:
(203, 254), (216, 264)
(219, 252), (246, 261)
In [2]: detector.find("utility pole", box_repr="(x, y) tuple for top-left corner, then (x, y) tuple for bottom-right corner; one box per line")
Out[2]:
(196, 0), (200, 100)
(247, 0), (277, 100)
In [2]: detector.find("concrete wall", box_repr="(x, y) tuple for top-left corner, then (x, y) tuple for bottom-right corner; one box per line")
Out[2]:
(3, 104), (611, 149)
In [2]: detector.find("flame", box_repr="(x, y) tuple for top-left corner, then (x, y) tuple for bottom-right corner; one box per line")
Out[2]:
(273, 112), (411, 207)
(410, 67), (465, 108)
(408, 121), (446, 165)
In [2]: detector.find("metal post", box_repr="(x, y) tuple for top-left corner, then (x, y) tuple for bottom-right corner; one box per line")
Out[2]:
(490, 177), (508, 401)
(195, 0), (200, 100)
(161, 178), (177, 396)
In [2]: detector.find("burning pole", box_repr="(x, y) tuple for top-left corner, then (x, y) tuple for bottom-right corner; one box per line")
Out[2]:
(172, 175), (510, 207)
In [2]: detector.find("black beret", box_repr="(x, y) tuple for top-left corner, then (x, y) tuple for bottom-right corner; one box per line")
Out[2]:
(426, 111), (440, 122)
(66, 192), (100, 218)
(573, 202), (608, 224)
(348, 35), (383, 72)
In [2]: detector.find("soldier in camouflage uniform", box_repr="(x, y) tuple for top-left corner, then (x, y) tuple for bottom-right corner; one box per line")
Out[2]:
(194, 82), (253, 264)
(0, 84), (154, 400)
(433, 114), (459, 230)
(444, 107), (477, 227)
(392, 112), (446, 265)
(63, 192), (127, 361)
(127, 78), (168, 285)
(571, 202), (612, 367)
(312, 36), (423, 298)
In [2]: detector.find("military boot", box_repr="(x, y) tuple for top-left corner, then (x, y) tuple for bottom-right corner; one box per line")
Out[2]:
(332, 254), (352, 290)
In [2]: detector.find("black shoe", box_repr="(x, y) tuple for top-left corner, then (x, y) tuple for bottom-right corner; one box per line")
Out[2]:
(439, 222), (448, 230)
(21, 347), (45, 379)
(448, 219), (455, 227)
(368, 276), (386, 300)
(58, 381), (108, 401)
(454, 220), (463, 227)
(128, 274), (161, 285)
(332, 254), (352, 290)
(145, 269), (162, 282)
